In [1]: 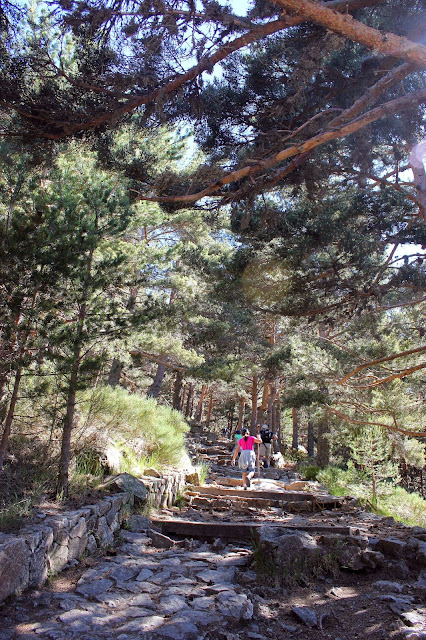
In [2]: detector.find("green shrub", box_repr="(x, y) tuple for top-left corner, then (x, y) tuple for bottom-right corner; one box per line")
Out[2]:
(318, 465), (426, 528)
(76, 386), (189, 472)
(300, 464), (321, 481)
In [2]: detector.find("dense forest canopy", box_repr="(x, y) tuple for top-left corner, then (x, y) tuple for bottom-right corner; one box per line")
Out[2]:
(0, 0), (425, 498)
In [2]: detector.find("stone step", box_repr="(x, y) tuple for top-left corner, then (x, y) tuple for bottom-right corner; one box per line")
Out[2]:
(188, 485), (331, 503)
(187, 494), (341, 512)
(150, 517), (359, 540)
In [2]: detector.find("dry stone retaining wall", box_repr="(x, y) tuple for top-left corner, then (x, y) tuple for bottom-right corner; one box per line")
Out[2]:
(0, 471), (186, 604)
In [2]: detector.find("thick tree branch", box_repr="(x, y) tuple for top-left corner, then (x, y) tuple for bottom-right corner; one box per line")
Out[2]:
(349, 362), (426, 388)
(139, 88), (426, 204)
(327, 406), (426, 437)
(8, 0), (386, 139)
(255, 61), (417, 194)
(273, 0), (426, 66)
(338, 344), (426, 384)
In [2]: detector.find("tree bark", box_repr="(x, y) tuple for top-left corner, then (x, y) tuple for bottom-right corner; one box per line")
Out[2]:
(180, 383), (187, 411)
(228, 400), (236, 432)
(275, 399), (282, 451)
(185, 383), (194, 419)
(205, 390), (214, 428)
(147, 362), (167, 398)
(317, 420), (330, 467)
(308, 421), (315, 458)
(409, 140), (426, 222)
(237, 397), (246, 430)
(57, 340), (82, 497)
(107, 358), (122, 387)
(194, 384), (207, 423)
(267, 382), (278, 428)
(250, 374), (258, 432)
(0, 366), (23, 472)
(273, 0), (426, 66)
(172, 370), (183, 410)
(291, 407), (299, 450)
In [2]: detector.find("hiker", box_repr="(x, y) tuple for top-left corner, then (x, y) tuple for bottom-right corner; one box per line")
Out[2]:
(231, 427), (262, 489)
(232, 429), (242, 455)
(259, 424), (277, 468)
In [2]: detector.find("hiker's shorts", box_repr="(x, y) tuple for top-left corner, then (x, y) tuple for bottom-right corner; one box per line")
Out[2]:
(238, 449), (256, 473)
(259, 442), (272, 458)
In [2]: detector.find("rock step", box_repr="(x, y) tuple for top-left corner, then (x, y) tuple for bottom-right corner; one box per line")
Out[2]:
(186, 494), (341, 512)
(150, 517), (359, 540)
(188, 485), (333, 503)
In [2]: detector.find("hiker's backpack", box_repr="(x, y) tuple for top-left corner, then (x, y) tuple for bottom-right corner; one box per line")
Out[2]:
(260, 428), (273, 444)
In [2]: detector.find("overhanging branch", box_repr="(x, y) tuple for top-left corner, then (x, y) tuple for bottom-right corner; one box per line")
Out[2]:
(139, 88), (426, 204)
(327, 406), (426, 437)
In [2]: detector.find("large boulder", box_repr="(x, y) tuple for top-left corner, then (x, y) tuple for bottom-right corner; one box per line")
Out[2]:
(100, 473), (149, 503)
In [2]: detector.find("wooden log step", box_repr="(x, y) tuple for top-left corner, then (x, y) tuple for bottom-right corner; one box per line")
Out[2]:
(150, 518), (358, 540)
(189, 485), (323, 502)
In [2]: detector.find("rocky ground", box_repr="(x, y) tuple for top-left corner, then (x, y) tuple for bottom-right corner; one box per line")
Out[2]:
(0, 433), (425, 640)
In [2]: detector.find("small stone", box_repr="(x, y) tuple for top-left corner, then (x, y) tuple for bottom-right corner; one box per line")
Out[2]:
(144, 467), (163, 478)
(75, 577), (114, 598)
(377, 538), (406, 557)
(372, 580), (404, 593)
(153, 620), (199, 640)
(126, 514), (151, 532)
(135, 568), (155, 581)
(148, 530), (176, 549)
(117, 615), (165, 633)
(189, 596), (215, 610)
(216, 591), (253, 621)
(389, 599), (413, 615)
(401, 610), (426, 627)
(119, 531), (151, 545)
(150, 570), (172, 585)
(128, 593), (155, 608)
(280, 622), (297, 632)
(291, 606), (318, 628)
(159, 594), (188, 615)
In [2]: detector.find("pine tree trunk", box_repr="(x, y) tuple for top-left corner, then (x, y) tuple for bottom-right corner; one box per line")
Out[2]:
(237, 397), (246, 429)
(250, 374), (258, 432)
(275, 399), (281, 451)
(57, 345), (81, 497)
(267, 382), (278, 428)
(194, 384), (207, 423)
(107, 358), (122, 387)
(205, 390), (214, 427)
(57, 249), (92, 497)
(308, 421), (315, 458)
(185, 383), (194, 418)
(147, 362), (167, 398)
(228, 401), (235, 432)
(261, 379), (269, 413)
(317, 420), (330, 467)
(0, 366), (23, 472)
(180, 384), (187, 411)
(172, 370), (183, 410)
(291, 407), (299, 450)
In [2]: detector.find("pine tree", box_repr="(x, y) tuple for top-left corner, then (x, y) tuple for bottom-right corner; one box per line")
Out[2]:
(350, 424), (399, 507)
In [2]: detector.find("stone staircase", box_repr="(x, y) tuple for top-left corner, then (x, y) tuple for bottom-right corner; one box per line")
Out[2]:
(152, 431), (349, 541)
(2, 430), (425, 640)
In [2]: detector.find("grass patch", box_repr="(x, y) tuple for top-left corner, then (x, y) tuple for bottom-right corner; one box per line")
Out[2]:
(77, 386), (190, 471)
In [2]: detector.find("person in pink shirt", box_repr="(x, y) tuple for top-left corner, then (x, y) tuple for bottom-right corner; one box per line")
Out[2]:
(231, 427), (262, 489)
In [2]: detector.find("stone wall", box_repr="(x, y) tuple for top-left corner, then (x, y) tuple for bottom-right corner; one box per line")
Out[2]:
(141, 471), (186, 508)
(0, 471), (187, 604)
